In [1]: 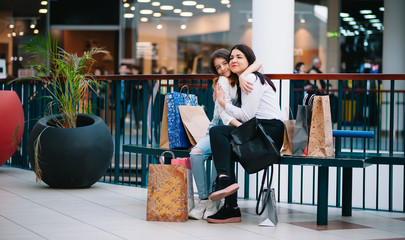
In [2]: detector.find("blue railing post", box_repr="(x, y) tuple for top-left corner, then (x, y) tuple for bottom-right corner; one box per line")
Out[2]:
(114, 80), (122, 183)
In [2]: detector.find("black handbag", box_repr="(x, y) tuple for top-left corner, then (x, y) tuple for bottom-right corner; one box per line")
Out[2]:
(230, 117), (280, 174)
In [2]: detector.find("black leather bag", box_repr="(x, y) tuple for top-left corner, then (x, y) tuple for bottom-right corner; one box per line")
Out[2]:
(230, 117), (280, 174)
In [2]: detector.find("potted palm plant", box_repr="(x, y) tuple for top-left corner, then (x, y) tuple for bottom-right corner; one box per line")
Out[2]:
(16, 35), (114, 188)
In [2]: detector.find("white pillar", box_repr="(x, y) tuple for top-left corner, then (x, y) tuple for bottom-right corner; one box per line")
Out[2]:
(252, 0), (294, 118)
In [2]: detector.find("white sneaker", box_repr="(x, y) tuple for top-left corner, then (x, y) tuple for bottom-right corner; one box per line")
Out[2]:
(189, 199), (209, 220)
(203, 200), (222, 219)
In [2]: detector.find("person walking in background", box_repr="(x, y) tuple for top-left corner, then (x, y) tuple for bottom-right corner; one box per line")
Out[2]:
(189, 49), (261, 220)
(292, 62), (307, 118)
(306, 56), (326, 91)
(206, 44), (284, 223)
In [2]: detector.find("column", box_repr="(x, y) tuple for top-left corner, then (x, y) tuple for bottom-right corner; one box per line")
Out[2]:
(252, 0), (294, 115)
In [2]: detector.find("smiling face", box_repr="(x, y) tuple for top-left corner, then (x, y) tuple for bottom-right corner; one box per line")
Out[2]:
(229, 49), (249, 76)
(213, 57), (231, 78)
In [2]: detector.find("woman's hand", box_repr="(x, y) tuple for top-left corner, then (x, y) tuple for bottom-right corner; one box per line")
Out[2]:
(216, 84), (226, 108)
(239, 74), (254, 94)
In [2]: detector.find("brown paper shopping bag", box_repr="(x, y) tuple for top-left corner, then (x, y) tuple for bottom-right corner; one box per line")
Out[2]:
(280, 120), (296, 156)
(178, 105), (210, 146)
(146, 152), (188, 222)
(307, 96), (335, 157)
(159, 96), (169, 148)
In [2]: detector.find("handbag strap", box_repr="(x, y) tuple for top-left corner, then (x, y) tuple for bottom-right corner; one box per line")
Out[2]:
(159, 150), (175, 164)
(255, 164), (274, 215)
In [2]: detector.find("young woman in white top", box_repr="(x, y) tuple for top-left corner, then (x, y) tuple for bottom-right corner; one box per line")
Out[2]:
(188, 48), (261, 220)
(206, 44), (284, 223)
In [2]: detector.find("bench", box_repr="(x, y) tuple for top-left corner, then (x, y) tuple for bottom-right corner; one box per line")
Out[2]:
(122, 143), (405, 225)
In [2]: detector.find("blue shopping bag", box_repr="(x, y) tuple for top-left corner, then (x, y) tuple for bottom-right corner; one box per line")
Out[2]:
(166, 90), (198, 149)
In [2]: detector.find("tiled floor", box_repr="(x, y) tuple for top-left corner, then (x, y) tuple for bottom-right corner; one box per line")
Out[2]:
(1, 166), (405, 240)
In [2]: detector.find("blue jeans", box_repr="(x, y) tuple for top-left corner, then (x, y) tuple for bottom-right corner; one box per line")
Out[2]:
(190, 118), (221, 200)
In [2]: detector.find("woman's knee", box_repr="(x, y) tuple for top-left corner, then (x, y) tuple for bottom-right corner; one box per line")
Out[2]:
(190, 147), (203, 155)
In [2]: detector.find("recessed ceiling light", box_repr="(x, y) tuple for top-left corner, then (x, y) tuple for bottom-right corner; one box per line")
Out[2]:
(202, 8), (216, 13)
(181, 24), (187, 29)
(153, 12), (162, 17)
(173, 9), (182, 13)
(221, 0), (230, 4)
(39, 9), (48, 14)
(339, 13), (349, 17)
(359, 10), (372, 14)
(140, 9), (153, 14)
(140, 17), (149, 22)
(379, 7), (385, 11)
(369, 19), (380, 23)
(342, 17), (354, 22)
(151, 2), (160, 6)
(349, 21), (356, 25)
(160, 5), (174, 10)
(123, 3), (130, 7)
(196, 4), (204, 9)
(34, 29), (39, 34)
(182, 1), (196, 6)
(124, 13), (134, 18)
(156, 24), (163, 29)
(130, 6), (135, 11)
(180, 12), (193, 17)
(364, 15), (376, 19)
(41, 1), (48, 5)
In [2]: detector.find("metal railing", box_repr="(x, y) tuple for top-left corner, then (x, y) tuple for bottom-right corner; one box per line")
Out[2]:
(2, 73), (404, 212)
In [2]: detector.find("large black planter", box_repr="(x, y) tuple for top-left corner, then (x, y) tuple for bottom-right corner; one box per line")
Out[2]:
(28, 114), (113, 188)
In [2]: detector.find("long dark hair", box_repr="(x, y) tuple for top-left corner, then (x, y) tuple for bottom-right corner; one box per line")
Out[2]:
(230, 44), (276, 92)
(209, 48), (238, 88)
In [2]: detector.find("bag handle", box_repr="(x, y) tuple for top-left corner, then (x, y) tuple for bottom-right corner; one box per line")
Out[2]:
(159, 150), (175, 164)
(255, 164), (274, 215)
(180, 85), (189, 94)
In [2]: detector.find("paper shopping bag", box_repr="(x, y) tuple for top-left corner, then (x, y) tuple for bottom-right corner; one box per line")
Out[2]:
(166, 91), (198, 149)
(292, 105), (312, 156)
(259, 188), (278, 227)
(280, 120), (295, 156)
(307, 96), (335, 157)
(171, 157), (194, 213)
(159, 96), (169, 148)
(146, 163), (188, 222)
(178, 105), (210, 146)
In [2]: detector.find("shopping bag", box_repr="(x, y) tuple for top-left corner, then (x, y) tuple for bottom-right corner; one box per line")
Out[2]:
(159, 96), (169, 148)
(171, 156), (195, 213)
(307, 96), (335, 157)
(280, 120), (295, 156)
(146, 151), (188, 222)
(178, 105), (210, 146)
(166, 89), (198, 149)
(292, 94), (314, 156)
(259, 188), (278, 227)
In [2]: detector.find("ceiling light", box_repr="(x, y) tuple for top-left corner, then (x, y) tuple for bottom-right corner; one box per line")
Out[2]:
(130, 6), (135, 11)
(173, 9), (182, 13)
(354, 30), (359, 35)
(379, 7), (385, 11)
(39, 9), (48, 14)
(140, 17), (149, 22)
(140, 9), (153, 14)
(153, 12), (161, 17)
(138, 0), (151, 2)
(7, 33), (11, 38)
(227, 4), (231, 8)
(367, 30), (373, 34)
(196, 4), (204, 9)
(300, 18), (305, 23)
(181, 24), (187, 30)
(180, 12), (193, 17)
(372, 23), (382, 27)
(339, 13), (349, 17)
(352, 25), (359, 29)
(359, 10), (372, 14)
(160, 5), (174, 10)
(182, 1), (197, 6)
(30, 19), (36, 29)
(19, 31), (24, 36)
(9, 19), (14, 29)
(151, 2), (160, 6)
(342, 17), (354, 22)
(247, 17), (253, 23)
(349, 21), (356, 25)
(124, 13), (134, 18)
(221, 0), (230, 4)
(364, 15), (376, 19)
(34, 29), (39, 34)
(41, 1), (48, 5)
(156, 24), (163, 29)
(12, 32), (16, 37)
(369, 19), (380, 23)
(123, 3), (130, 7)
(202, 8), (216, 13)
